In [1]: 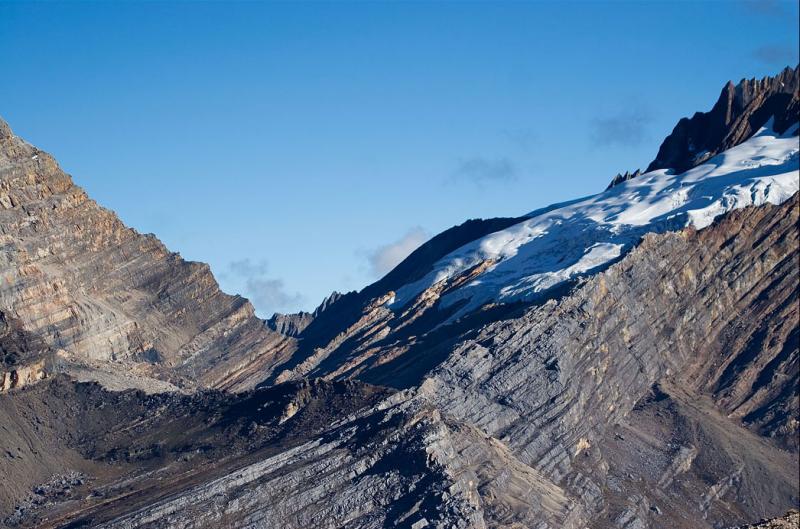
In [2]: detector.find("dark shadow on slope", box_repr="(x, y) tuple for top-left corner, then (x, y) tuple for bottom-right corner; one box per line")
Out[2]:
(262, 217), (529, 385)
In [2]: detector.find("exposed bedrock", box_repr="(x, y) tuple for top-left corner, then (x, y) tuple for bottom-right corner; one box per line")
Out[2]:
(0, 118), (295, 392)
(644, 65), (799, 175)
(0, 70), (797, 528)
(0, 377), (581, 529)
(256, 195), (799, 527)
(412, 195), (799, 527)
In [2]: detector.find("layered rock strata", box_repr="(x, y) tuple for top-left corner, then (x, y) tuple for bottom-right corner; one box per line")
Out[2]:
(0, 119), (295, 392)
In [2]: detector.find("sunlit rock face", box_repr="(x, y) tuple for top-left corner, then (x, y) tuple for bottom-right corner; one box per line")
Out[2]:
(264, 125), (798, 393)
(1, 196), (796, 529)
(0, 117), (296, 392)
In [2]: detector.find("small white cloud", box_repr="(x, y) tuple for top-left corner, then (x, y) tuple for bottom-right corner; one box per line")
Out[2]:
(226, 259), (304, 316)
(367, 227), (430, 278)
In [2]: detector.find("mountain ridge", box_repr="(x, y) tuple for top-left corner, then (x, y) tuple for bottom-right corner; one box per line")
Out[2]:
(645, 65), (799, 175)
(0, 65), (797, 529)
(0, 117), (295, 393)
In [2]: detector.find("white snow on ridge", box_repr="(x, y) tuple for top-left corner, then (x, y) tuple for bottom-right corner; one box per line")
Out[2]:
(391, 123), (800, 319)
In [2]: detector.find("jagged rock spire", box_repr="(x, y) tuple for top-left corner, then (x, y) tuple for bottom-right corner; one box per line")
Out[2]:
(606, 169), (641, 190)
(606, 65), (799, 189)
(646, 65), (799, 174)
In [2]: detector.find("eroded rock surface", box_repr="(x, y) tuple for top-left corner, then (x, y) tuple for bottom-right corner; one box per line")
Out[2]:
(1, 196), (796, 529)
(728, 511), (800, 529)
(0, 119), (295, 392)
(0, 377), (578, 529)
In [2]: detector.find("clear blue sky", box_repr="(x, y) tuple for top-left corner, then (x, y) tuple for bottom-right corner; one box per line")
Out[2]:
(1, 1), (797, 317)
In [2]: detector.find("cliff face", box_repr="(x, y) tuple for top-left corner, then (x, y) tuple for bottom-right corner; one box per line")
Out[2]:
(0, 311), (50, 391)
(0, 119), (295, 392)
(644, 65), (799, 175)
(277, 196), (799, 527)
(421, 194), (799, 451)
(265, 119), (797, 389)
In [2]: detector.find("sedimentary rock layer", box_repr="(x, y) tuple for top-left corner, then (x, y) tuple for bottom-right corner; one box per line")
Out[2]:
(0, 119), (294, 392)
(1, 197), (796, 529)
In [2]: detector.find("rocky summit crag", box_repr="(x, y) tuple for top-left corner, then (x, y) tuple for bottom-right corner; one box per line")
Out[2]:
(0, 66), (798, 529)
(644, 65), (799, 176)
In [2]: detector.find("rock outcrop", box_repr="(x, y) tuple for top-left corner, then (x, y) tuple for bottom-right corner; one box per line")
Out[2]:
(1, 196), (796, 529)
(0, 118), (296, 391)
(643, 65), (799, 175)
(0, 312), (51, 392)
(414, 196), (799, 527)
(0, 376), (577, 529)
(605, 169), (641, 189)
(267, 291), (346, 337)
(268, 195), (799, 527)
(262, 195), (800, 528)
(728, 511), (800, 529)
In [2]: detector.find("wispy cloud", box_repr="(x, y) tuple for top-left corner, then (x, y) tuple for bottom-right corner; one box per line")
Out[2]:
(589, 108), (652, 147)
(367, 227), (430, 278)
(226, 259), (304, 316)
(502, 128), (538, 151)
(741, 0), (788, 17)
(450, 156), (518, 187)
(752, 44), (797, 66)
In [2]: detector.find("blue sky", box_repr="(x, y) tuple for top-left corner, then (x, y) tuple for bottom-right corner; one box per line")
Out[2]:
(1, 1), (797, 317)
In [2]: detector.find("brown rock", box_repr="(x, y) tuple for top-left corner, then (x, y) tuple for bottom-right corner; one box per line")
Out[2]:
(0, 118), (296, 391)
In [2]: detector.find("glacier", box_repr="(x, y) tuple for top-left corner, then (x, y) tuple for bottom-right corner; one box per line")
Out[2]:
(391, 122), (800, 320)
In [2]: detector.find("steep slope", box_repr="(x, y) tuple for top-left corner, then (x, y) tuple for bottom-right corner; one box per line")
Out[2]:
(388, 124), (797, 318)
(415, 196), (799, 528)
(0, 119), (295, 392)
(265, 123), (798, 388)
(1, 196), (796, 529)
(262, 68), (799, 392)
(0, 377), (577, 529)
(0, 65), (797, 529)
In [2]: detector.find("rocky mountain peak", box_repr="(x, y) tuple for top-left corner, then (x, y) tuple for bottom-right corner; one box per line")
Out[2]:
(266, 291), (349, 337)
(643, 64), (799, 176)
(0, 64), (798, 529)
(0, 115), (297, 393)
(606, 168), (642, 189)
(0, 118), (12, 140)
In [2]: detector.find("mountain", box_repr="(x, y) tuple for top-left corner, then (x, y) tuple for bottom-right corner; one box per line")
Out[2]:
(0, 119), (297, 393)
(260, 73), (798, 392)
(0, 66), (797, 529)
(646, 65), (799, 174)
